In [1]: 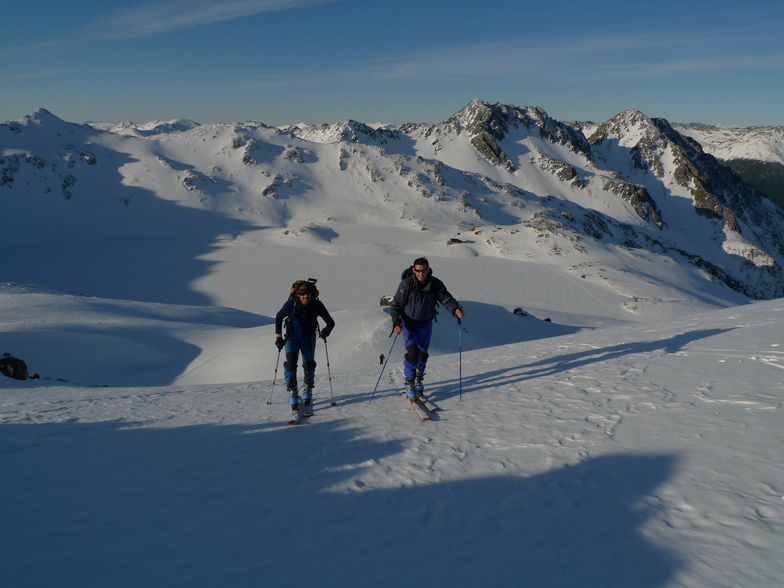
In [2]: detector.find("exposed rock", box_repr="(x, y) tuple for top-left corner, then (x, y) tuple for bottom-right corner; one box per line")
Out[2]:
(1, 354), (28, 380)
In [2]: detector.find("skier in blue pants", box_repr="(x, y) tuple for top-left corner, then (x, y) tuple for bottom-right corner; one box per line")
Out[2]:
(275, 280), (335, 414)
(390, 257), (465, 399)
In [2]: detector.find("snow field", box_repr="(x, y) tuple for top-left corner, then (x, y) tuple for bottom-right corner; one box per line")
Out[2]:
(2, 290), (783, 587)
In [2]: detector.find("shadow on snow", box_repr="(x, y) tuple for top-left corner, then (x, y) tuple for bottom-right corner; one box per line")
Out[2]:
(1, 418), (682, 588)
(442, 328), (733, 402)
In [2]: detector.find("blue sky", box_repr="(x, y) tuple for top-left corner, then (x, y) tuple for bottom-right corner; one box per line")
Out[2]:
(2, 0), (783, 127)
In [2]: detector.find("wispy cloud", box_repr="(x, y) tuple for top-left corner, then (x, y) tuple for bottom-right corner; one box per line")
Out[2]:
(360, 30), (784, 82)
(80, 0), (341, 40)
(181, 28), (784, 90)
(583, 54), (784, 81)
(0, 70), (62, 82)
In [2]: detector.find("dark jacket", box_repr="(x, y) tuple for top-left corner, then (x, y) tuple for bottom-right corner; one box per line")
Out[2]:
(390, 275), (461, 327)
(275, 298), (335, 340)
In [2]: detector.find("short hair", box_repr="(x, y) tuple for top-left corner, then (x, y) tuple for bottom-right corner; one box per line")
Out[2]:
(413, 257), (429, 268)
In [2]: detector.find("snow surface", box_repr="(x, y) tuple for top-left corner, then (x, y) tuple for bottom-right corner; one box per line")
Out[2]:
(2, 282), (783, 588)
(1, 109), (783, 587)
(674, 124), (784, 165)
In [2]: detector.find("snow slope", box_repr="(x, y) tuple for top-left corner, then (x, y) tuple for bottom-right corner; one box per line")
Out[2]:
(674, 123), (784, 165)
(1, 284), (782, 588)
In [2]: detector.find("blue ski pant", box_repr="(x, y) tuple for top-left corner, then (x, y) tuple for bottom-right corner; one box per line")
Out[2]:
(284, 335), (316, 393)
(402, 319), (433, 380)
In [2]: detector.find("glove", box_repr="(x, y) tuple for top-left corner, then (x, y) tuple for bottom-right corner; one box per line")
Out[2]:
(275, 338), (285, 351)
(319, 327), (331, 340)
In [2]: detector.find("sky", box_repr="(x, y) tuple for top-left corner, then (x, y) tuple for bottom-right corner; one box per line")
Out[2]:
(2, 0), (784, 127)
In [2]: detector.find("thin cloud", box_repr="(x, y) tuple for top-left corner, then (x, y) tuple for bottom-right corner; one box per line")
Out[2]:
(364, 30), (781, 81)
(336, 29), (784, 84)
(177, 36), (652, 88)
(177, 27), (784, 89)
(0, 70), (62, 81)
(584, 54), (784, 80)
(80, 0), (341, 40)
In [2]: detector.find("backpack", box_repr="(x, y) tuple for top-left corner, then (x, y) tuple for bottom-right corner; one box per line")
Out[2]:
(289, 278), (319, 299)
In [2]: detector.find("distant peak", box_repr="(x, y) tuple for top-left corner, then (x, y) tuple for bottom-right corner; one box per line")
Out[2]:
(448, 99), (591, 162)
(453, 100), (518, 134)
(27, 108), (65, 124)
(284, 118), (394, 144)
(588, 108), (663, 144)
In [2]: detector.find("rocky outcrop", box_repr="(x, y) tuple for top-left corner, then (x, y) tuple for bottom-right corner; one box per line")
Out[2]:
(445, 100), (593, 171)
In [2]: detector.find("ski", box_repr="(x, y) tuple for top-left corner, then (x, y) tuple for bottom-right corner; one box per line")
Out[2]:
(401, 390), (431, 422)
(416, 392), (439, 413)
(391, 369), (431, 422)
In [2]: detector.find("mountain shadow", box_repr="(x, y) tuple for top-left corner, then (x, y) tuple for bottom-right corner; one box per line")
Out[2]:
(0, 418), (681, 588)
(1, 140), (256, 307)
(719, 158), (784, 211)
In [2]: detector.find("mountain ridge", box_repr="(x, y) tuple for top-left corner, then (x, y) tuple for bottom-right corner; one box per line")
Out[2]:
(2, 100), (783, 313)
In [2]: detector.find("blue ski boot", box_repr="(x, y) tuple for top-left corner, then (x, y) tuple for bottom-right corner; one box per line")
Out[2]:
(302, 387), (313, 416)
(414, 371), (425, 397)
(288, 387), (300, 424)
(405, 377), (418, 401)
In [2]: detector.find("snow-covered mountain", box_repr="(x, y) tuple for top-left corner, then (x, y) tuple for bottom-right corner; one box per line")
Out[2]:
(674, 122), (784, 210)
(674, 123), (784, 164)
(3, 101), (784, 313)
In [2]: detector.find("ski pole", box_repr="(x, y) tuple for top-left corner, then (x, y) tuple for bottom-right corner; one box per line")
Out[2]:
(458, 318), (463, 402)
(369, 332), (398, 406)
(266, 346), (283, 405)
(323, 336), (337, 406)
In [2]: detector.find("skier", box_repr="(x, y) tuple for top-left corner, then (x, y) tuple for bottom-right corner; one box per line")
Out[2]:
(390, 257), (465, 400)
(379, 353), (385, 365)
(275, 280), (335, 415)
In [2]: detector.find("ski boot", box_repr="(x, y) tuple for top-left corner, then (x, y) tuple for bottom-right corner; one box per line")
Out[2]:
(303, 373), (314, 406)
(405, 377), (418, 401)
(302, 387), (314, 416)
(302, 371), (314, 414)
(288, 388), (301, 425)
(414, 370), (425, 397)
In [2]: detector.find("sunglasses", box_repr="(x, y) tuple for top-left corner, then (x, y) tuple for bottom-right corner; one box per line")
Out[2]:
(413, 268), (429, 273)
(297, 292), (311, 297)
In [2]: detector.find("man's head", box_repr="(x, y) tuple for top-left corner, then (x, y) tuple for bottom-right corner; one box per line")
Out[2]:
(412, 257), (431, 284)
(296, 282), (314, 305)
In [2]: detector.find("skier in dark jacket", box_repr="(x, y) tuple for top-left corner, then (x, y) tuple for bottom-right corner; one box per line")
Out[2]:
(275, 281), (335, 412)
(390, 257), (465, 400)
